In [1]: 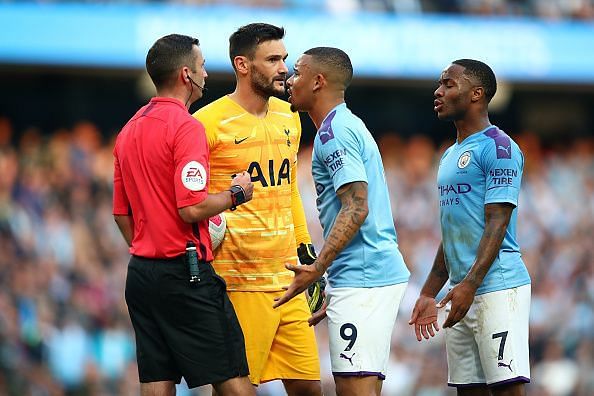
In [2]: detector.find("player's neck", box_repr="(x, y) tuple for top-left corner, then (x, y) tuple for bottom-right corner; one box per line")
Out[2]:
(454, 116), (491, 143)
(310, 97), (345, 130)
(228, 86), (269, 118)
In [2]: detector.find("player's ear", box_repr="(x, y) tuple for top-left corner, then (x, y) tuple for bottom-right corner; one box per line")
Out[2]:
(471, 86), (484, 103)
(233, 56), (249, 76)
(313, 73), (325, 92)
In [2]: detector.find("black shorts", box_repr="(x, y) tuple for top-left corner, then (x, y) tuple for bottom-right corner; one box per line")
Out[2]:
(125, 255), (249, 388)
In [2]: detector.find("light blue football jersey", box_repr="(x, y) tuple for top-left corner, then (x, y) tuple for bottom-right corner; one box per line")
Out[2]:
(437, 125), (531, 295)
(311, 103), (410, 288)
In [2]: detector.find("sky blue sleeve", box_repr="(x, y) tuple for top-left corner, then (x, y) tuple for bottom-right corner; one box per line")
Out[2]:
(482, 139), (523, 206)
(317, 123), (367, 192)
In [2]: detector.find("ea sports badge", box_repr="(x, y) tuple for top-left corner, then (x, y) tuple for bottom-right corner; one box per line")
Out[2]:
(457, 151), (471, 169)
(182, 161), (207, 191)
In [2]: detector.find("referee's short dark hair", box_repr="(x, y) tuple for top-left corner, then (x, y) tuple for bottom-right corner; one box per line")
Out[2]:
(146, 34), (200, 90)
(453, 59), (497, 102)
(229, 23), (285, 70)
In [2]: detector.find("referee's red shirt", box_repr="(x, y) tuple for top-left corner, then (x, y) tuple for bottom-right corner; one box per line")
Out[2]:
(113, 97), (213, 261)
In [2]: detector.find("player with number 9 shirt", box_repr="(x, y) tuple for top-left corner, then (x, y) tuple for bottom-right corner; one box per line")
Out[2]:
(276, 47), (410, 396)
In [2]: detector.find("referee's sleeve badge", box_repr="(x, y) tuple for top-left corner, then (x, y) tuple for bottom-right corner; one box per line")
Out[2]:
(182, 161), (207, 191)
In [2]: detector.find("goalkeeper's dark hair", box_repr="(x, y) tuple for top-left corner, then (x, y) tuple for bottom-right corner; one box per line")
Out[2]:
(304, 47), (353, 90)
(229, 23), (285, 70)
(453, 59), (497, 102)
(146, 34), (199, 90)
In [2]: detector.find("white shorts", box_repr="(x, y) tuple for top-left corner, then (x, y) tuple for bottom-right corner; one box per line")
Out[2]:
(446, 284), (531, 387)
(327, 282), (407, 379)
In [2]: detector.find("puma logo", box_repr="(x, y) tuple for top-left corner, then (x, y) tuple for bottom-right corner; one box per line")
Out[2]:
(339, 352), (355, 366)
(498, 359), (513, 372)
(234, 136), (249, 144)
(319, 129), (334, 144)
(497, 144), (511, 156)
(284, 128), (291, 147)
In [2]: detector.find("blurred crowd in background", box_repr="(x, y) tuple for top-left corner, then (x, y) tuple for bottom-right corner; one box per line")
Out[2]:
(0, 114), (592, 395)
(10, 0), (594, 20)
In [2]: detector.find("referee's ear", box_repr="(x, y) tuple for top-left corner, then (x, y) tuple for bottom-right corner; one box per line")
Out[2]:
(181, 66), (191, 84)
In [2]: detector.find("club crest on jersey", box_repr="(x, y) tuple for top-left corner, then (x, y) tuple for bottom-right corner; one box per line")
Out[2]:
(181, 161), (207, 191)
(457, 151), (472, 169)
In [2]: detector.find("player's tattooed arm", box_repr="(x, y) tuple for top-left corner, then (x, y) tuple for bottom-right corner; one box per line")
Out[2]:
(272, 181), (368, 310)
(314, 181), (369, 274)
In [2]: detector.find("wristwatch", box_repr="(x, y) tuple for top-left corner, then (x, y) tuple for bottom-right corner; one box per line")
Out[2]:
(229, 185), (246, 211)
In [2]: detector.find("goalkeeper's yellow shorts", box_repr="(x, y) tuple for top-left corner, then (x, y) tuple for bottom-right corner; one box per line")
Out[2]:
(227, 291), (321, 385)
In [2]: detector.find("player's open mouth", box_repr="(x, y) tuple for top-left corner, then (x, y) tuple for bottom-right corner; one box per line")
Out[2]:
(434, 100), (443, 112)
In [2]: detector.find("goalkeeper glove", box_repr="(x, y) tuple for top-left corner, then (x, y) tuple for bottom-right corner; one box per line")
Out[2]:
(297, 243), (327, 313)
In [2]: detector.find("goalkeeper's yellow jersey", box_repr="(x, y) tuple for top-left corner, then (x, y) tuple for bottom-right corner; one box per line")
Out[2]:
(194, 95), (311, 291)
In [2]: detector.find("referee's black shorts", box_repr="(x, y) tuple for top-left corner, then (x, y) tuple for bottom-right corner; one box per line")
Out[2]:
(125, 255), (249, 388)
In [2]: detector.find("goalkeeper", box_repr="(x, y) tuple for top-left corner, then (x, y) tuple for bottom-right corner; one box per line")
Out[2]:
(274, 47), (410, 396)
(194, 24), (322, 394)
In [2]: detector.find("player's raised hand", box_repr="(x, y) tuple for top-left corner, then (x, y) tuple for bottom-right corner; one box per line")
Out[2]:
(409, 295), (439, 341)
(273, 263), (323, 309)
(308, 301), (327, 327)
(231, 171), (254, 202)
(437, 281), (477, 328)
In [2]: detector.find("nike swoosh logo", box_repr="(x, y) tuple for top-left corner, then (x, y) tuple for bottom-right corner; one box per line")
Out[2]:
(234, 137), (249, 144)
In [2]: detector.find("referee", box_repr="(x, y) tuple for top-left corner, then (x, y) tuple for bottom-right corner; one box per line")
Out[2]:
(112, 34), (255, 396)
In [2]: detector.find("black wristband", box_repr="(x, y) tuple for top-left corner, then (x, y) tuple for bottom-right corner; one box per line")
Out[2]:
(229, 185), (246, 211)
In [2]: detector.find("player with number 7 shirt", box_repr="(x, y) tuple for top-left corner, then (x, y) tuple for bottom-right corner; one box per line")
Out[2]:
(409, 59), (531, 396)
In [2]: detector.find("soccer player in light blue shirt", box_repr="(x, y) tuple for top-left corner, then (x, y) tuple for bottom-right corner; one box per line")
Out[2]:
(410, 59), (531, 395)
(276, 47), (409, 395)
(310, 103), (410, 288)
(437, 125), (530, 295)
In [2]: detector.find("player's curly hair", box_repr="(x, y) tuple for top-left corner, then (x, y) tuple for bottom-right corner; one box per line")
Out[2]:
(146, 34), (199, 90)
(304, 47), (353, 90)
(453, 59), (497, 102)
(229, 23), (285, 70)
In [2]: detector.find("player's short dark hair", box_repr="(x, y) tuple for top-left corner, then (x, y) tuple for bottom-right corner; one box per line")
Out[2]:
(146, 34), (199, 89)
(453, 59), (497, 102)
(229, 23), (285, 69)
(304, 47), (353, 90)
